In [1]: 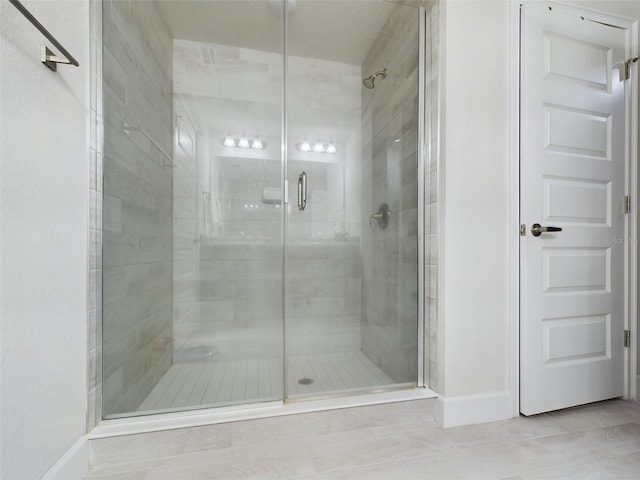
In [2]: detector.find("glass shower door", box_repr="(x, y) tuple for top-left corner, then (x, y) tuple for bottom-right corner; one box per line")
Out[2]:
(167, 2), (286, 411)
(102, 0), (285, 417)
(102, 0), (423, 418)
(284, 0), (421, 400)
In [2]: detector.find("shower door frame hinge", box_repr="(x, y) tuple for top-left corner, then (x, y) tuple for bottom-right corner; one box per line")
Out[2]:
(624, 329), (631, 348)
(520, 224), (526, 236)
(621, 57), (638, 81)
(624, 195), (631, 214)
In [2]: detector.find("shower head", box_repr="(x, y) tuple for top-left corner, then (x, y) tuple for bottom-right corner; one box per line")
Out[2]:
(362, 76), (376, 89)
(363, 68), (388, 89)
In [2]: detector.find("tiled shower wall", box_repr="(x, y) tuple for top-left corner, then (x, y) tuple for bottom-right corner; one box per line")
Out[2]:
(100, 0), (174, 416)
(172, 239), (362, 360)
(360, 4), (421, 383)
(425, 1), (440, 392)
(88, 0), (102, 431)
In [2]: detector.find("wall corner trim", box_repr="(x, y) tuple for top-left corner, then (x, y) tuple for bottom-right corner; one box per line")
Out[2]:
(434, 391), (515, 428)
(41, 436), (88, 480)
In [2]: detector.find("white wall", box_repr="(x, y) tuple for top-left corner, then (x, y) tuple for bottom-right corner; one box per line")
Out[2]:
(438, 0), (511, 425)
(0, 1), (89, 478)
(438, 0), (640, 426)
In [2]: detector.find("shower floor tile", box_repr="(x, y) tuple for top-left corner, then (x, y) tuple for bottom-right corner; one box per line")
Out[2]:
(137, 351), (393, 412)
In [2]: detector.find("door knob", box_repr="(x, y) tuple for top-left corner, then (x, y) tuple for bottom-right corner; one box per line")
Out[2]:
(531, 223), (562, 237)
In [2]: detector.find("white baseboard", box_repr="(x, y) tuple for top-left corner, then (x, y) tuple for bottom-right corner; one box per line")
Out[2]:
(435, 391), (515, 428)
(41, 436), (88, 480)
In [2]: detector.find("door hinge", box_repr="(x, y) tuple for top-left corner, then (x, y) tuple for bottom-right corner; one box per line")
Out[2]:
(520, 224), (526, 236)
(624, 195), (631, 214)
(624, 330), (630, 348)
(621, 57), (638, 81)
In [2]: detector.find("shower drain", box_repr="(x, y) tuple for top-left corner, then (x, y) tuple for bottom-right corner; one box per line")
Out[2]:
(297, 377), (314, 385)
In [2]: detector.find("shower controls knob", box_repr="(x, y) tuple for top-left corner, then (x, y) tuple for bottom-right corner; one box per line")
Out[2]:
(370, 203), (390, 229)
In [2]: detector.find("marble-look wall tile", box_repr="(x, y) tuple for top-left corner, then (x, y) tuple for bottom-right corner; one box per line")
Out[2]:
(424, 2), (440, 392)
(87, 0), (103, 430)
(172, 239), (361, 357)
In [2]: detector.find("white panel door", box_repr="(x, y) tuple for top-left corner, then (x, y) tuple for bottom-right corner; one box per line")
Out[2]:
(520, 2), (629, 415)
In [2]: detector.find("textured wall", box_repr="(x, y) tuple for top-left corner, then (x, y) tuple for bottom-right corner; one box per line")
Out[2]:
(0, 1), (88, 477)
(360, 4), (421, 383)
(101, 0), (174, 416)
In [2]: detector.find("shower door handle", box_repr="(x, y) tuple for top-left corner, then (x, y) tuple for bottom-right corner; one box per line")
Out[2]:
(298, 171), (307, 211)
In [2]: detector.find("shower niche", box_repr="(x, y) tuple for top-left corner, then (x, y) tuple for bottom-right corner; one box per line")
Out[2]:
(101, 0), (431, 418)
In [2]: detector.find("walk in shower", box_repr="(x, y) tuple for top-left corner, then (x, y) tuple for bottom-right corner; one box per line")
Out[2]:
(101, 0), (434, 418)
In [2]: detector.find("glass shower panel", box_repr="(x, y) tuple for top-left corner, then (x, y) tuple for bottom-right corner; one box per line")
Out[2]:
(102, 0), (284, 418)
(285, 1), (420, 399)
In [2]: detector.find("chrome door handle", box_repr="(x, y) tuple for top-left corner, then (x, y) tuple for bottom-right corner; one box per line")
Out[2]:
(531, 223), (562, 237)
(297, 171), (307, 211)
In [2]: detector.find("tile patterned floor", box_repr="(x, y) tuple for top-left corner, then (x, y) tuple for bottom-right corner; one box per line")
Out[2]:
(137, 352), (394, 412)
(87, 398), (640, 479)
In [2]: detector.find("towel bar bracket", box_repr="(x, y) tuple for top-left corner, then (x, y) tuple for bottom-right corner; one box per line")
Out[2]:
(41, 45), (72, 72)
(9, 0), (80, 72)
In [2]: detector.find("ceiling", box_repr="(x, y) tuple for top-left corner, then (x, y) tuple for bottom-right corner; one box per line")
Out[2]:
(157, 0), (399, 65)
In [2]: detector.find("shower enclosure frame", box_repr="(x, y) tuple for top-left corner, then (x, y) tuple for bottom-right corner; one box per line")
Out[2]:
(87, 0), (436, 435)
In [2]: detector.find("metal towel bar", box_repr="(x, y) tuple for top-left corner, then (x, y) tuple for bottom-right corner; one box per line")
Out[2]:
(122, 123), (182, 171)
(9, 0), (79, 71)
